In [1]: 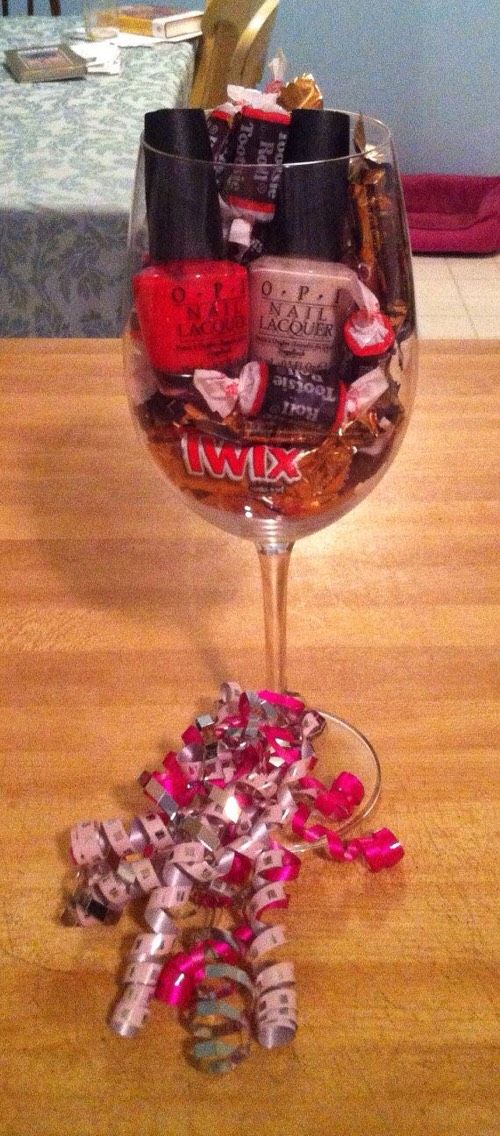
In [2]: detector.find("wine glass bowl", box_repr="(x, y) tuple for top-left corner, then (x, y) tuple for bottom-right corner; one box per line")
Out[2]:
(124, 109), (417, 550)
(123, 106), (417, 806)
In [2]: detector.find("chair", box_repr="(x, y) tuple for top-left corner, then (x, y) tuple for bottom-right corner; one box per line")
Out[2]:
(2, 2), (60, 13)
(189, 0), (279, 109)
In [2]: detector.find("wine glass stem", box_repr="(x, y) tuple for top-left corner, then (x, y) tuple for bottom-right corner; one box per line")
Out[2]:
(256, 542), (294, 692)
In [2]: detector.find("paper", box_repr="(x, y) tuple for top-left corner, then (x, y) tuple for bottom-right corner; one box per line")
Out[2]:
(69, 39), (121, 73)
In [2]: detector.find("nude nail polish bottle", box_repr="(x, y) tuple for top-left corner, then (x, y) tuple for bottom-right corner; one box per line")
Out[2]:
(248, 110), (366, 375)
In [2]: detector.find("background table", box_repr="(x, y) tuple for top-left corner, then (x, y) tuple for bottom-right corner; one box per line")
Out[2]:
(0, 339), (498, 1136)
(0, 18), (195, 337)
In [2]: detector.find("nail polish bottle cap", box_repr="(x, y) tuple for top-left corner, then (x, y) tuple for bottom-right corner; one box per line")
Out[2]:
(143, 108), (223, 262)
(283, 109), (350, 163)
(269, 109), (350, 261)
(144, 108), (214, 162)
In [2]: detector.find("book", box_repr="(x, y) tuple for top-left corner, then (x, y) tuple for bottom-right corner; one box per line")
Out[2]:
(115, 6), (203, 39)
(4, 45), (87, 83)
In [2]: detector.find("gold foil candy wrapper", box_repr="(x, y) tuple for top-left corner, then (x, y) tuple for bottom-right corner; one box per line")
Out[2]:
(349, 113), (414, 337)
(277, 73), (323, 110)
(148, 432), (353, 522)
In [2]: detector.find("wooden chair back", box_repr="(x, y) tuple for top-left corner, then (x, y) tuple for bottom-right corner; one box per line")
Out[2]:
(2, 2), (60, 13)
(189, 0), (279, 108)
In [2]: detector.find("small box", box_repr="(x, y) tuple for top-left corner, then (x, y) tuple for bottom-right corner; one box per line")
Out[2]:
(4, 44), (87, 83)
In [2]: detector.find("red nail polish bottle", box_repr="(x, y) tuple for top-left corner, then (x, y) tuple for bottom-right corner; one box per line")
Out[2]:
(134, 109), (249, 374)
(134, 259), (249, 373)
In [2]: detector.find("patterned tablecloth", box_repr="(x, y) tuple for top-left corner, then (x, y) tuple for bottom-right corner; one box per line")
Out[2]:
(0, 18), (195, 336)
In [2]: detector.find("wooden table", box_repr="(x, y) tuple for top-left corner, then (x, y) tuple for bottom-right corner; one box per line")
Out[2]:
(0, 339), (498, 1136)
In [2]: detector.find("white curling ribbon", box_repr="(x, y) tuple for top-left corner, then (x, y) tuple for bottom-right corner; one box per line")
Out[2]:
(70, 820), (106, 866)
(217, 680), (242, 707)
(252, 848), (291, 890)
(245, 772), (280, 798)
(259, 802), (284, 827)
(129, 813), (173, 854)
(227, 832), (268, 860)
(178, 740), (205, 762)
(109, 918), (179, 1040)
(301, 710), (326, 738)
(254, 961), (295, 993)
(282, 757), (315, 784)
(144, 890), (178, 935)
(247, 882), (288, 926)
(145, 882), (192, 929)
(129, 932), (174, 961)
(170, 841), (206, 866)
(161, 860), (195, 890)
(93, 869), (130, 911)
(211, 786), (243, 824)
(101, 818), (135, 860)
(247, 924), (287, 963)
(123, 960), (163, 987)
(253, 964), (297, 1048)
(345, 366), (389, 419)
(254, 848), (288, 874)
(236, 807), (258, 833)
(175, 752), (205, 781)
(276, 784), (296, 819)
(193, 369), (240, 417)
(108, 984), (152, 1039)
(300, 736), (316, 761)
(255, 987), (297, 1017)
(130, 859), (162, 894)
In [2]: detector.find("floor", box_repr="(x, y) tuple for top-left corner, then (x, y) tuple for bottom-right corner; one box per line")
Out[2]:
(412, 254), (500, 338)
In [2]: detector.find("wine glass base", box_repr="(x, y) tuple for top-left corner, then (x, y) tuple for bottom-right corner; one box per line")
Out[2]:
(283, 709), (382, 853)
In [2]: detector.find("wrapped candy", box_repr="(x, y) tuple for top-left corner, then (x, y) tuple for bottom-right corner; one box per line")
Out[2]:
(349, 114), (414, 334)
(277, 73), (324, 110)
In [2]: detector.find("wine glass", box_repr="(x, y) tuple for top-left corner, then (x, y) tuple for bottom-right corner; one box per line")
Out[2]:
(122, 106), (417, 832)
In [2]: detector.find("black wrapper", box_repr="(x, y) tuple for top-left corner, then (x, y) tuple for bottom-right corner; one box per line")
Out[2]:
(219, 106), (290, 222)
(239, 362), (344, 442)
(206, 107), (240, 184)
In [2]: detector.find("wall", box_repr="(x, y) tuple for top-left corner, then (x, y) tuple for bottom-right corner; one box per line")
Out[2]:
(268, 0), (499, 175)
(6, 0), (499, 174)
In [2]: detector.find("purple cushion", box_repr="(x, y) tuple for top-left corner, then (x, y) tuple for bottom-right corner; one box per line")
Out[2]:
(401, 174), (500, 253)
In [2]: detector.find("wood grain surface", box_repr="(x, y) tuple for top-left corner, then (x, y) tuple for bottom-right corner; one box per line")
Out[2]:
(0, 339), (498, 1136)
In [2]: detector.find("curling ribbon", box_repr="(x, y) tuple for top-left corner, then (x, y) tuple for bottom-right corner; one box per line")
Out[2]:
(63, 681), (404, 1069)
(291, 803), (403, 871)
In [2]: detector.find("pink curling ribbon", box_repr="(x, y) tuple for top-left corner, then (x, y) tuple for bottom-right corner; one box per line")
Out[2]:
(291, 803), (404, 872)
(156, 938), (241, 1008)
(345, 827), (404, 871)
(257, 690), (305, 715)
(298, 770), (364, 819)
